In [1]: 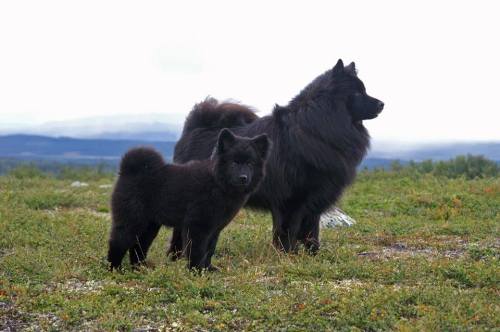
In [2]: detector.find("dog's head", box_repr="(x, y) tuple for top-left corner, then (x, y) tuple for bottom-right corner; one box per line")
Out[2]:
(213, 129), (271, 193)
(331, 59), (384, 121)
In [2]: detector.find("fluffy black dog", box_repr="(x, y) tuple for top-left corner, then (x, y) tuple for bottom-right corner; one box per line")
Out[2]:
(108, 129), (270, 270)
(174, 59), (383, 253)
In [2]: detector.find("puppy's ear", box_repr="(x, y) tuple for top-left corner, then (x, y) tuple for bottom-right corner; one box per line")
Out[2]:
(345, 62), (357, 75)
(332, 59), (344, 74)
(216, 128), (235, 154)
(252, 134), (271, 159)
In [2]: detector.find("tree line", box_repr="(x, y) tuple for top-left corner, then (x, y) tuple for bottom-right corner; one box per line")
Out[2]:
(1, 154), (499, 180)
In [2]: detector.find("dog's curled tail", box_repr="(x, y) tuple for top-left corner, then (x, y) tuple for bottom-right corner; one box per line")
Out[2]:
(182, 97), (258, 133)
(119, 147), (165, 176)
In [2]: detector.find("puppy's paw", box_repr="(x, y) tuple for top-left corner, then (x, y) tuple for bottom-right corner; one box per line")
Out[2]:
(206, 264), (221, 272)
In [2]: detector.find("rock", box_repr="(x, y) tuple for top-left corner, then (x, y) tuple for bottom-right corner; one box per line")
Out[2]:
(320, 206), (356, 228)
(70, 181), (89, 188)
(98, 184), (112, 189)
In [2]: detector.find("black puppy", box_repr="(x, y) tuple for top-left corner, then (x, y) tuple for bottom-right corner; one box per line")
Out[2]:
(108, 129), (270, 270)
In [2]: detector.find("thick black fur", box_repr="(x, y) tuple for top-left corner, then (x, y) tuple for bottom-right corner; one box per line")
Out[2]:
(183, 97), (258, 133)
(108, 129), (270, 270)
(174, 59), (384, 253)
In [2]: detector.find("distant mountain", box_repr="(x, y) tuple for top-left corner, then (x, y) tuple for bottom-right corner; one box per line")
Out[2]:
(369, 141), (500, 162)
(359, 158), (405, 170)
(0, 114), (182, 142)
(0, 135), (176, 161)
(1, 135), (499, 171)
(87, 131), (179, 142)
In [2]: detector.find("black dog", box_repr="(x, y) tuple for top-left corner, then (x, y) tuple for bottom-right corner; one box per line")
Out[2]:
(174, 59), (383, 253)
(108, 129), (270, 270)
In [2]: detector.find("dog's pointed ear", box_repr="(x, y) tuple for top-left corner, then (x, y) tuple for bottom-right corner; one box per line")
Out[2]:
(332, 59), (344, 74)
(273, 104), (288, 121)
(216, 128), (235, 154)
(345, 62), (357, 75)
(252, 134), (271, 159)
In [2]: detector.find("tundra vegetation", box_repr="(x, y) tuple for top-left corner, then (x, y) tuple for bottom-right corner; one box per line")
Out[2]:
(0, 156), (499, 331)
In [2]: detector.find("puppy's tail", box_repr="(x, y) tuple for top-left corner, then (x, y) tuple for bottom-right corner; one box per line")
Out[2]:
(119, 147), (165, 176)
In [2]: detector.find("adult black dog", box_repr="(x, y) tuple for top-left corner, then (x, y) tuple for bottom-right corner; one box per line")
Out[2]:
(174, 59), (383, 253)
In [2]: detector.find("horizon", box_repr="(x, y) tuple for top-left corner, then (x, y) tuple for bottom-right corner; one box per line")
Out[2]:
(2, 127), (500, 149)
(2, 113), (500, 148)
(2, 112), (500, 148)
(2, 134), (500, 170)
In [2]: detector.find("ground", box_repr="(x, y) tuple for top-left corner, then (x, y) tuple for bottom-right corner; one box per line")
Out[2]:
(0, 170), (499, 331)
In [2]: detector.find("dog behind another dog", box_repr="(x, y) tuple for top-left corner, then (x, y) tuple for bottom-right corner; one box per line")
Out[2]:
(107, 129), (270, 270)
(174, 59), (384, 253)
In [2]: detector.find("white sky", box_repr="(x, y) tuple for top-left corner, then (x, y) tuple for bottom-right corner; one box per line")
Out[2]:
(0, 0), (499, 143)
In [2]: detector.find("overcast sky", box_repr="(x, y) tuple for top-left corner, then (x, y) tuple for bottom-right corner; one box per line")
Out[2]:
(0, 0), (499, 143)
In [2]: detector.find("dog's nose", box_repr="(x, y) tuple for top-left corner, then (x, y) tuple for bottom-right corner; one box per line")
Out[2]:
(377, 101), (384, 112)
(239, 175), (248, 184)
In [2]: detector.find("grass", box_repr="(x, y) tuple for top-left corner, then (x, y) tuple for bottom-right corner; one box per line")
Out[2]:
(0, 170), (499, 331)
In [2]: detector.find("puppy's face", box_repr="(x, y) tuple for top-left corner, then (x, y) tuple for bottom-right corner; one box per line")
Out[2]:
(214, 129), (270, 193)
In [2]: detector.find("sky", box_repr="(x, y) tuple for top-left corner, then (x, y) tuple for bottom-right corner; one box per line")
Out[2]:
(0, 0), (499, 143)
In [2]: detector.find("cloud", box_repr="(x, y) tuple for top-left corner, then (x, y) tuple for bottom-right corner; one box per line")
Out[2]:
(0, 0), (499, 142)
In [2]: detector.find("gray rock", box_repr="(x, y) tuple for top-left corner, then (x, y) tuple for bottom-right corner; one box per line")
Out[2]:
(320, 206), (356, 228)
(70, 181), (89, 188)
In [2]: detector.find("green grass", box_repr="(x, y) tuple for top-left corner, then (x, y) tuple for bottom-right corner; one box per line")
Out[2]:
(0, 171), (499, 331)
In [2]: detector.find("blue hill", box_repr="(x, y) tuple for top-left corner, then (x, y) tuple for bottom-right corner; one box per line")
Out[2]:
(0, 135), (175, 160)
(1, 135), (499, 172)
